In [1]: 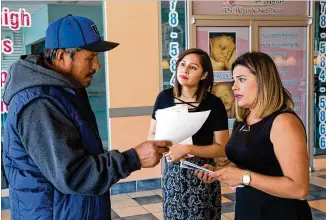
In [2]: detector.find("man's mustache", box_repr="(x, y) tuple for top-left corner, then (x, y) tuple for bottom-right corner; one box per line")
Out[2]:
(87, 71), (96, 77)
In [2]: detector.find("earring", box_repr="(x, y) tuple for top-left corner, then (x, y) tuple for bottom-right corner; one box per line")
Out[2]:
(201, 72), (208, 80)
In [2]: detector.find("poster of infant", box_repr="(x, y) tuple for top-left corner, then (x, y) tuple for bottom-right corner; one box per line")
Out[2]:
(196, 26), (250, 82)
(208, 32), (236, 72)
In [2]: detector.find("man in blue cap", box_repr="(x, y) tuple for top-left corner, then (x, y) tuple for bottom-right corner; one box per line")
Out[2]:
(2, 15), (171, 220)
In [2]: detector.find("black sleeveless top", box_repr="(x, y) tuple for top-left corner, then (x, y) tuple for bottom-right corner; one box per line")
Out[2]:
(226, 110), (312, 220)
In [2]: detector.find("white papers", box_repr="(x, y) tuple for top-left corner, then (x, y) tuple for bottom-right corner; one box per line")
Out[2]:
(180, 160), (213, 173)
(154, 105), (210, 144)
(157, 105), (193, 145)
(229, 184), (244, 190)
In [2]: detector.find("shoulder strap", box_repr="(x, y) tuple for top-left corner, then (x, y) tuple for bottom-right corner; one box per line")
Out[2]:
(173, 96), (198, 108)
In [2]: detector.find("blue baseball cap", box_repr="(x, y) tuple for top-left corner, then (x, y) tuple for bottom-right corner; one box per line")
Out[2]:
(45, 14), (119, 52)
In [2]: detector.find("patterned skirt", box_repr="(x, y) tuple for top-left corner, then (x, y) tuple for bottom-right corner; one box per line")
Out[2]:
(162, 157), (221, 220)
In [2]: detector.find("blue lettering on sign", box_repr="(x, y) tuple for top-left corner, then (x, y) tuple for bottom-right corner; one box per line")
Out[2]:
(282, 80), (296, 85)
(214, 73), (232, 80)
(279, 71), (288, 75)
(293, 97), (300, 103)
(228, 119), (236, 129)
(168, 0), (180, 86)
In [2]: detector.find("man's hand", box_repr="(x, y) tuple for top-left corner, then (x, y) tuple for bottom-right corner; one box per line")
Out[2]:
(134, 140), (172, 168)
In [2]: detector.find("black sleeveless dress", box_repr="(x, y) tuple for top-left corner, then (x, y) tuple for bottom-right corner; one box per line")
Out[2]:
(152, 88), (229, 220)
(225, 110), (312, 220)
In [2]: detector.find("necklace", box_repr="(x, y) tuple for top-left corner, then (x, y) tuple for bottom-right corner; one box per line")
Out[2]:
(181, 93), (195, 99)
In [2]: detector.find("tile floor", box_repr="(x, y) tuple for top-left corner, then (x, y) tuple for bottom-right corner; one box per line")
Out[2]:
(2, 170), (326, 220)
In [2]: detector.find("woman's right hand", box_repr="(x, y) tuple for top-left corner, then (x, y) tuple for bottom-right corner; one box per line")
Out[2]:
(195, 164), (218, 184)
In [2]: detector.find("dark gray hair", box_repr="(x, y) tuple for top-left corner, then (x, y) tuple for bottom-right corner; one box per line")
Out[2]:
(44, 48), (82, 64)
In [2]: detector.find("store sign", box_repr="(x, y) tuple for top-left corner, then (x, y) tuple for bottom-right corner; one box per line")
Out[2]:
(193, 1), (308, 16)
(168, 0), (179, 85)
(317, 1), (326, 150)
(168, 0), (181, 86)
(221, 0), (285, 15)
(1, 7), (32, 114)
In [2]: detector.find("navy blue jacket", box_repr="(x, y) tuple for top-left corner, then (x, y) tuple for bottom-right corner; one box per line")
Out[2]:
(2, 55), (141, 220)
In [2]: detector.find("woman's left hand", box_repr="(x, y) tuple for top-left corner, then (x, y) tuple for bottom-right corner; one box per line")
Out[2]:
(210, 167), (245, 187)
(165, 144), (189, 163)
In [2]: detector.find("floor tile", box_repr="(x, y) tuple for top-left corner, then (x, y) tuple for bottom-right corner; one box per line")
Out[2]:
(113, 206), (149, 218)
(318, 175), (326, 179)
(1, 209), (10, 216)
(128, 190), (156, 198)
(223, 193), (236, 202)
(311, 176), (326, 188)
(223, 212), (235, 220)
(152, 212), (164, 220)
(309, 199), (326, 212)
(133, 195), (162, 205)
(221, 215), (230, 220)
(111, 198), (140, 209)
(221, 186), (236, 195)
(310, 184), (326, 191)
(222, 202), (235, 213)
(221, 196), (232, 203)
(122, 213), (158, 220)
(1, 216), (10, 220)
(142, 203), (163, 213)
(111, 209), (119, 219)
(111, 194), (130, 201)
(306, 194), (320, 201)
(152, 189), (163, 197)
(309, 190), (326, 200)
(1, 208), (10, 220)
(1, 189), (9, 197)
(312, 170), (326, 177)
(311, 208), (326, 220)
(315, 158), (326, 171)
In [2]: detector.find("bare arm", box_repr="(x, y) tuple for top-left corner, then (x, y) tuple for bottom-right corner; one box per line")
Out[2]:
(148, 119), (157, 140)
(187, 130), (229, 158)
(166, 130), (229, 162)
(248, 113), (309, 199)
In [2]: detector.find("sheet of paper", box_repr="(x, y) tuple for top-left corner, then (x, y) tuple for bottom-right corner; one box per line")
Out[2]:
(154, 109), (210, 144)
(180, 160), (213, 173)
(178, 137), (194, 157)
(156, 105), (194, 157)
(155, 104), (188, 115)
(180, 161), (244, 190)
(228, 185), (244, 190)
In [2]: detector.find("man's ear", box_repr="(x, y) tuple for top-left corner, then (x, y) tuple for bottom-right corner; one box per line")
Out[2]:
(54, 49), (71, 70)
(56, 49), (65, 60)
(201, 72), (208, 80)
